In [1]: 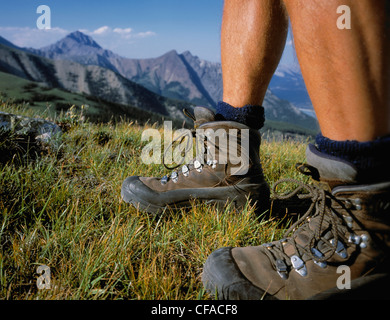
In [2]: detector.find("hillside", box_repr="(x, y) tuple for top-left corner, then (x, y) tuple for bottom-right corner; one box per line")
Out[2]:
(0, 71), (187, 127)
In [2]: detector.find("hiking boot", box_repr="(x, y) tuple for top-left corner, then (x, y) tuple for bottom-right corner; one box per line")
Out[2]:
(121, 106), (270, 214)
(202, 143), (390, 300)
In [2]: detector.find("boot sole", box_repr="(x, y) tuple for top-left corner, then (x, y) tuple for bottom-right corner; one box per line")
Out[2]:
(121, 176), (270, 215)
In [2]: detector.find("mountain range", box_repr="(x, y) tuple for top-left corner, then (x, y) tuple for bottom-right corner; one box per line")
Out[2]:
(28, 31), (223, 108)
(0, 39), (192, 121)
(0, 31), (318, 132)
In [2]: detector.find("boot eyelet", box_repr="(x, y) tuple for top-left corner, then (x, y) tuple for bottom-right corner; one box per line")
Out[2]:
(330, 239), (348, 259)
(348, 233), (361, 245)
(276, 259), (288, 279)
(348, 233), (369, 249)
(360, 234), (369, 248)
(352, 198), (362, 210)
(207, 159), (218, 169)
(194, 160), (203, 173)
(291, 255), (307, 277)
(182, 165), (189, 177)
(343, 215), (353, 228)
(171, 171), (178, 183)
(161, 175), (169, 185)
(311, 248), (327, 268)
(344, 200), (352, 209)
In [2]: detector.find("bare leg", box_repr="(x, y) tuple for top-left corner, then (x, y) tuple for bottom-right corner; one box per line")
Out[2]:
(283, 0), (390, 141)
(221, 0), (288, 108)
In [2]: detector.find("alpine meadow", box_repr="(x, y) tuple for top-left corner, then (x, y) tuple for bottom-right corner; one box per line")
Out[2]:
(0, 97), (311, 300)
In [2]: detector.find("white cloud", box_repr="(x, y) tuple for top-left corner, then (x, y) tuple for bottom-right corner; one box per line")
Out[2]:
(84, 25), (156, 46)
(113, 27), (132, 34)
(0, 26), (69, 48)
(92, 26), (111, 35)
(87, 25), (155, 39)
(85, 25), (156, 41)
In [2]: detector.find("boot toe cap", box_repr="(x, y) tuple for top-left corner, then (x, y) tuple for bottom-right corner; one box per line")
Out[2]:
(202, 247), (272, 300)
(121, 176), (144, 202)
(121, 176), (164, 213)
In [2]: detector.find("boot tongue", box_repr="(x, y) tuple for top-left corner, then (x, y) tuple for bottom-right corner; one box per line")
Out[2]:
(193, 107), (216, 127)
(305, 144), (358, 185)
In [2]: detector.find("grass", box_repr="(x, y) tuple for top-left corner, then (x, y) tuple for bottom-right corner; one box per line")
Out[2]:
(0, 97), (311, 300)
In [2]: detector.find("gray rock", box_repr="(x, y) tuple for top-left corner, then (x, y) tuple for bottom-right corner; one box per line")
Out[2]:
(0, 111), (62, 151)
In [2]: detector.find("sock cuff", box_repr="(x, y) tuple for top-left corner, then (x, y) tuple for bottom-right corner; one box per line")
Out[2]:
(216, 101), (265, 130)
(315, 133), (390, 171)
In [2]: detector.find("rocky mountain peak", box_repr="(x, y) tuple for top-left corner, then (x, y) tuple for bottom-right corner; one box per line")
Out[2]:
(65, 31), (102, 49)
(37, 31), (103, 57)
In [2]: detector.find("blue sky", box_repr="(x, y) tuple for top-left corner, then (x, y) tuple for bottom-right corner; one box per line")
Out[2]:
(0, 0), (296, 64)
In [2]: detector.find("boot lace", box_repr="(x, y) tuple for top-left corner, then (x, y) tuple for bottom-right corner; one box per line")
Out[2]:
(159, 109), (218, 184)
(263, 164), (349, 278)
